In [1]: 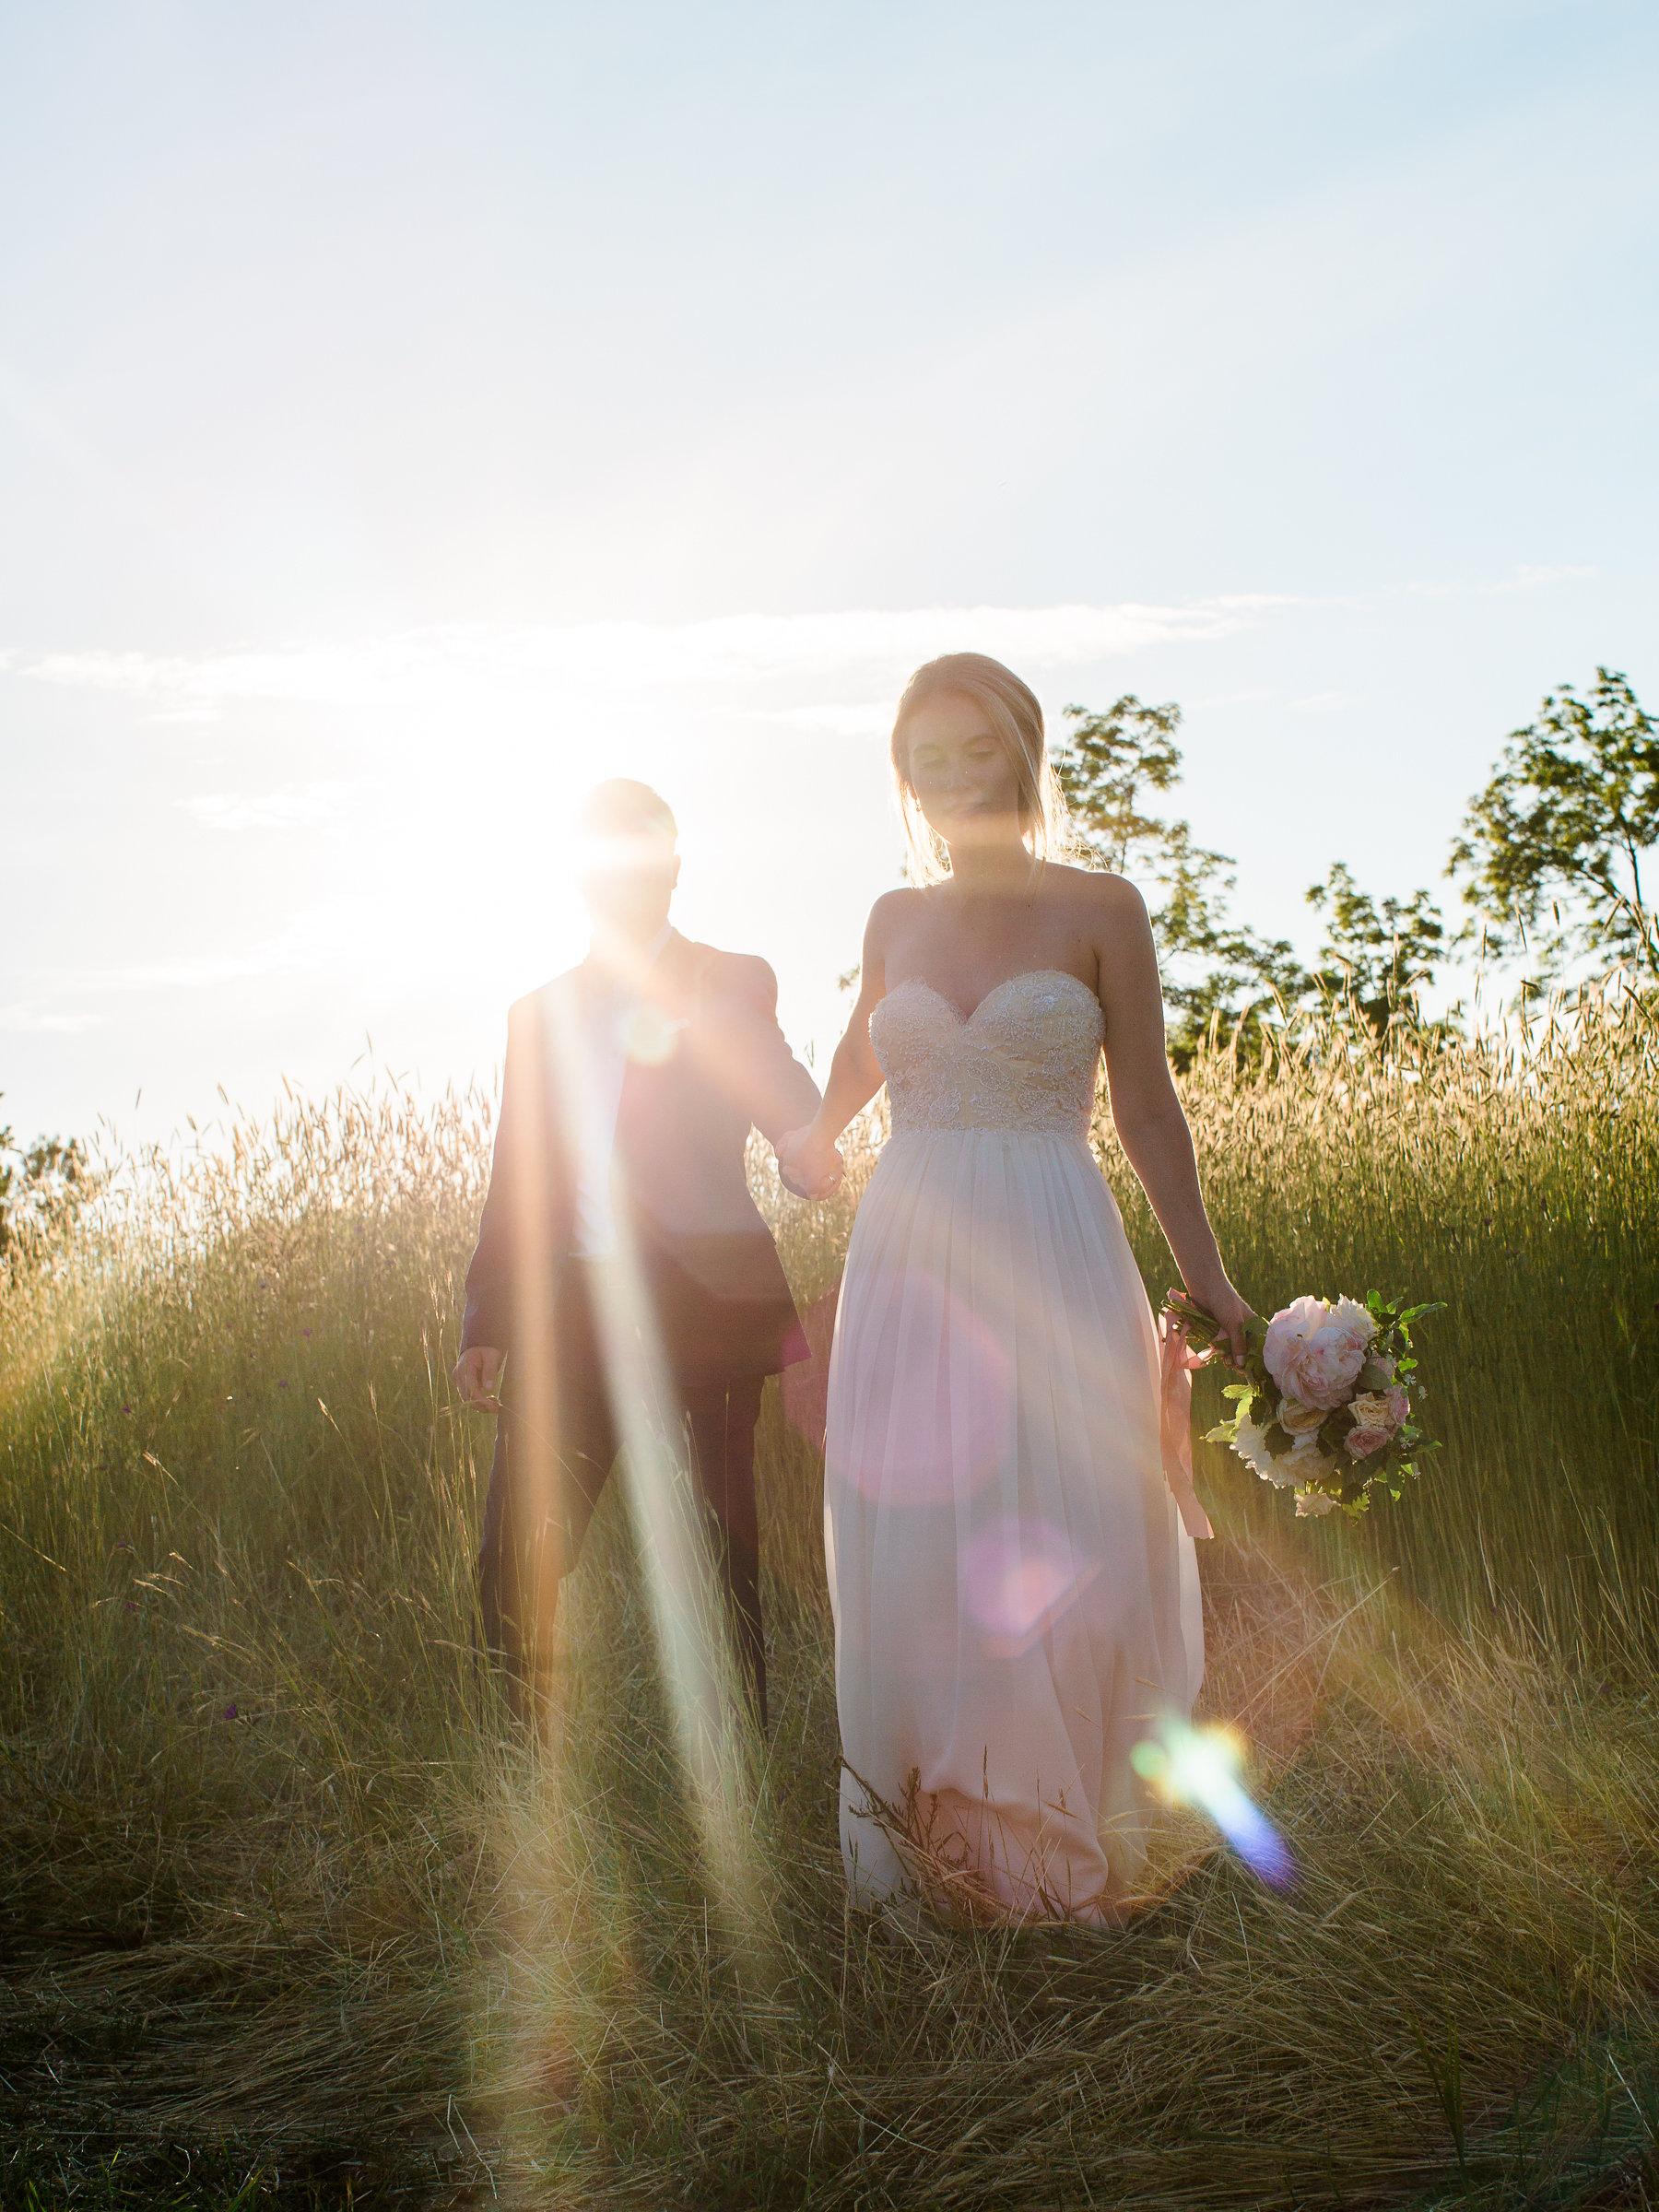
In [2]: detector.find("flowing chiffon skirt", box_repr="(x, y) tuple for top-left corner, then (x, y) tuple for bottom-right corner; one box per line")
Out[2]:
(824, 1124), (1205, 1924)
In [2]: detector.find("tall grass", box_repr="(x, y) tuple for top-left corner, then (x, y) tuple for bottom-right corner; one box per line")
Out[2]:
(1108, 992), (1659, 1647)
(1, 1004), (1655, 2206)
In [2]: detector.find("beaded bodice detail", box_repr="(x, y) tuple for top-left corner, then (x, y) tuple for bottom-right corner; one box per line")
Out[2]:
(871, 971), (1104, 1136)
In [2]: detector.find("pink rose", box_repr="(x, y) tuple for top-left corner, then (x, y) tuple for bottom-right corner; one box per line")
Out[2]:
(1347, 1390), (1404, 1438)
(1263, 1295), (1375, 1411)
(1345, 1425), (1392, 1460)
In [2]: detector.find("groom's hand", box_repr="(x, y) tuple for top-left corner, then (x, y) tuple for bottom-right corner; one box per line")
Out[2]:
(778, 1124), (844, 1200)
(453, 1346), (503, 1409)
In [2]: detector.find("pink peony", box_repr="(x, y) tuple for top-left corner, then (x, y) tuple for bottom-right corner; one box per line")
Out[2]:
(1263, 1295), (1375, 1411)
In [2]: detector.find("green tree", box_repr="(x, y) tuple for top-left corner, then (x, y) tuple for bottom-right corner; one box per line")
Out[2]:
(1448, 667), (1659, 982)
(1304, 864), (1450, 1037)
(0, 1114), (91, 1267)
(1053, 693), (1183, 874)
(1054, 696), (1304, 1065)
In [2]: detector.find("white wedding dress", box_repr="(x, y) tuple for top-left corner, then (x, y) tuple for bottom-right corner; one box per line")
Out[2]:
(823, 971), (1204, 1924)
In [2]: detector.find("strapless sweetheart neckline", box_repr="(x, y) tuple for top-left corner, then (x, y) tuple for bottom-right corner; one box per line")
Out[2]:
(873, 968), (1103, 1135)
(887, 969), (1099, 1027)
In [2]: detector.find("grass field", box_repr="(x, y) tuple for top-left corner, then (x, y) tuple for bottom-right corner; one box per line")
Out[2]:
(2, 996), (1656, 2208)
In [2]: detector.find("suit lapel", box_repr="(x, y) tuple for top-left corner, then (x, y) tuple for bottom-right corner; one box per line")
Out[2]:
(649, 928), (697, 1009)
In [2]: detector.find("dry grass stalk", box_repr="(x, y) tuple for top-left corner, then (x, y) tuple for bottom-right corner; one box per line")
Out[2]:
(0, 1001), (1654, 2203)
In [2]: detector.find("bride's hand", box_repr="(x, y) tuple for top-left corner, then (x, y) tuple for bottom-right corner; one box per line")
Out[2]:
(1185, 1276), (1254, 1370)
(777, 1124), (844, 1201)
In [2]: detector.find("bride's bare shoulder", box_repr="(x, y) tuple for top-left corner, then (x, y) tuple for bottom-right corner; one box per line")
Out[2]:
(865, 886), (926, 941)
(1045, 863), (1149, 921)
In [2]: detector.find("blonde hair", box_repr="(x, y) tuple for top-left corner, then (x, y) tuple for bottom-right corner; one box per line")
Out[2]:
(889, 653), (1069, 884)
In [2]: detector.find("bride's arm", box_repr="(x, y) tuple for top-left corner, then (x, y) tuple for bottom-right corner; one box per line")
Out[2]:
(777, 896), (898, 1197)
(1090, 877), (1253, 1363)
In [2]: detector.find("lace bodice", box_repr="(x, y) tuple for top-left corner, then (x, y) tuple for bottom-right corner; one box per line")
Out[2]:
(870, 971), (1104, 1136)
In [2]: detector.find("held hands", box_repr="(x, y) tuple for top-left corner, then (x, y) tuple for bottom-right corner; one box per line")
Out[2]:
(777, 1123), (845, 1201)
(452, 1345), (503, 1410)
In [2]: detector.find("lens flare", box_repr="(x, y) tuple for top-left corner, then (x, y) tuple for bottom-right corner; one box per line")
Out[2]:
(1131, 1722), (1295, 1888)
(959, 1517), (1100, 1656)
(573, 828), (677, 877)
(537, 982), (775, 1980)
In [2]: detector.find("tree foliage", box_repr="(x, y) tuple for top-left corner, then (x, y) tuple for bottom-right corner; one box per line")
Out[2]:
(1053, 694), (1184, 876)
(1448, 666), (1659, 982)
(1054, 696), (1303, 1065)
(0, 1118), (92, 1268)
(1305, 863), (1450, 1037)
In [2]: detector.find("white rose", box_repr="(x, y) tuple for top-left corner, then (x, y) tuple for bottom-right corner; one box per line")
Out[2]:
(1294, 1488), (1339, 1518)
(1277, 1395), (1326, 1436)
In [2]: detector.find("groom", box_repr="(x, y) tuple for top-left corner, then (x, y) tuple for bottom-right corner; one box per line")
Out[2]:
(453, 778), (819, 1725)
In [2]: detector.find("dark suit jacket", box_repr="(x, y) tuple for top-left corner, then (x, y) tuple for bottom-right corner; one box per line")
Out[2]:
(461, 931), (820, 1382)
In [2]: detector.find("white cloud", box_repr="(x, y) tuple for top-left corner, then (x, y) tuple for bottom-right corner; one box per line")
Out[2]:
(180, 782), (351, 830)
(755, 702), (895, 736)
(67, 906), (343, 992)
(1490, 565), (1598, 593)
(91, 953), (308, 989)
(17, 574), (1594, 724)
(19, 595), (1296, 715)
(1402, 564), (1600, 604)
(0, 1003), (106, 1034)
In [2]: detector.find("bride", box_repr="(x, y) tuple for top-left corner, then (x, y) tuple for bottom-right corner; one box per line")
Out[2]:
(779, 653), (1252, 1927)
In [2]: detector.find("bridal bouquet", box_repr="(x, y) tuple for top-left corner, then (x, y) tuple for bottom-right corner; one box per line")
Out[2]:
(1162, 1288), (1441, 1519)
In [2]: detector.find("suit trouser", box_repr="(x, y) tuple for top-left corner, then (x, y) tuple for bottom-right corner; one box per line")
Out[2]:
(477, 1261), (769, 1727)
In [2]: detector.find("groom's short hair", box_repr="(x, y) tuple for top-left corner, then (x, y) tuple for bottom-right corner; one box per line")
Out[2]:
(578, 779), (677, 849)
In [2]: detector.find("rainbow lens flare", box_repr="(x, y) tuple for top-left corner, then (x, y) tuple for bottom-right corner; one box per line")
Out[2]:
(1131, 1722), (1295, 1888)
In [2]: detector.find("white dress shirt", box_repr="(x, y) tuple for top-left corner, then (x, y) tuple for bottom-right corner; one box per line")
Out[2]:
(569, 924), (673, 1261)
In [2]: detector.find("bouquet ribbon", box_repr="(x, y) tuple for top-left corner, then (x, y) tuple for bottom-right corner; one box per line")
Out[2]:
(1158, 1312), (1216, 1542)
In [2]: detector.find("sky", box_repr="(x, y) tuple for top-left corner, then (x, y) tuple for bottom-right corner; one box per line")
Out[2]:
(2, 0), (1656, 1148)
